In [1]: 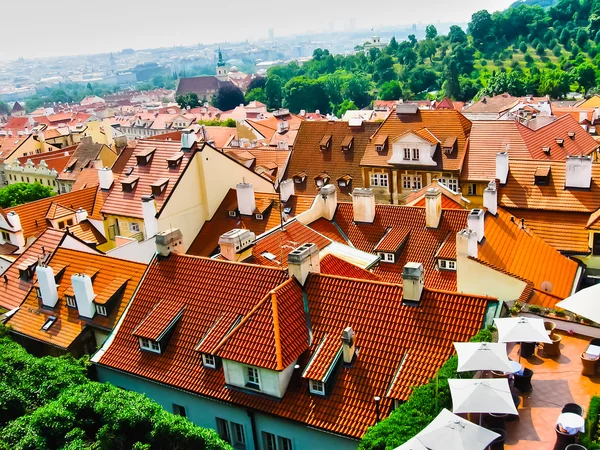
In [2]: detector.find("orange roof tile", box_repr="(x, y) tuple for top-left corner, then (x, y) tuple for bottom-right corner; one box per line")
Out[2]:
(45, 203), (75, 220)
(319, 254), (380, 281)
(57, 142), (115, 182)
(307, 218), (348, 244)
(374, 227), (410, 252)
(285, 121), (380, 195)
(67, 220), (107, 245)
(17, 148), (76, 172)
(435, 233), (457, 260)
(97, 253), (491, 439)
(360, 110), (471, 172)
(133, 299), (185, 341)
(0, 228), (65, 310)
(7, 248), (148, 349)
(0, 134), (30, 161)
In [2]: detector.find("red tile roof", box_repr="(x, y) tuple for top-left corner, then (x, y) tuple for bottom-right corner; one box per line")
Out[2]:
(67, 221), (107, 245)
(319, 254), (380, 281)
(373, 227), (410, 252)
(133, 299), (185, 341)
(16, 148), (75, 173)
(96, 252), (491, 439)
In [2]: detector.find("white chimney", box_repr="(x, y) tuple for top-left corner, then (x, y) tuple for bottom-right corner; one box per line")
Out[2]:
(181, 129), (196, 149)
(280, 179), (295, 202)
(75, 208), (88, 223)
(92, 159), (103, 169)
(141, 195), (159, 239)
(156, 228), (184, 257)
(219, 229), (256, 261)
(468, 209), (486, 243)
(71, 273), (96, 319)
(98, 167), (114, 190)
(565, 155), (592, 189)
(483, 181), (498, 215)
(457, 228), (478, 258)
(341, 327), (356, 364)
(496, 152), (509, 185)
(425, 188), (442, 228)
(319, 184), (338, 221)
(236, 182), (256, 216)
(580, 111), (588, 123)
(7, 211), (22, 231)
(36, 265), (59, 308)
(287, 243), (320, 286)
(352, 188), (375, 223)
(401, 262), (425, 303)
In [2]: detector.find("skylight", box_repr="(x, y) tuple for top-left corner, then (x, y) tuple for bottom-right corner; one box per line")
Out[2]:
(41, 316), (57, 331)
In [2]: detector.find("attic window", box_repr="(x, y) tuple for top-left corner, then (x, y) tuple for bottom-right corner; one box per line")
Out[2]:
(261, 251), (277, 261)
(65, 295), (77, 308)
(293, 172), (307, 184)
(228, 210), (237, 217)
(534, 166), (551, 185)
(139, 338), (161, 353)
(136, 147), (156, 166)
(255, 213), (264, 220)
(41, 316), (57, 331)
(337, 174), (353, 188)
(167, 152), (184, 169)
(568, 131), (576, 138)
(374, 135), (388, 152)
(150, 178), (169, 195)
(341, 136), (354, 152)
(120, 176), (139, 192)
(442, 137), (457, 155)
(202, 354), (216, 368)
(542, 146), (551, 155)
(124, 167), (134, 176)
(379, 252), (395, 263)
(555, 138), (564, 146)
(64, 159), (77, 173)
(314, 173), (330, 187)
(439, 259), (456, 271)
(319, 135), (332, 151)
(309, 379), (325, 396)
(283, 207), (292, 214)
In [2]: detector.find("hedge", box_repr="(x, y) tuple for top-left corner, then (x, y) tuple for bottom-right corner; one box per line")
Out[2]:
(581, 396), (600, 449)
(359, 327), (494, 450)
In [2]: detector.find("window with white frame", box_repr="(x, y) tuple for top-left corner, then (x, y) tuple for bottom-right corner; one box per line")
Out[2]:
(139, 337), (160, 353)
(413, 176), (422, 189)
(96, 304), (107, 316)
(202, 354), (216, 368)
(439, 259), (457, 270)
(65, 295), (77, 308)
(129, 222), (140, 232)
(380, 252), (395, 263)
(440, 178), (459, 191)
(467, 183), (477, 196)
(412, 148), (420, 160)
(370, 173), (388, 187)
(403, 148), (410, 160)
(262, 432), (293, 450)
(309, 379), (325, 395)
(245, 366), (261, 390)
(232, 422), (246, 448)
(402, 175), (412, 190)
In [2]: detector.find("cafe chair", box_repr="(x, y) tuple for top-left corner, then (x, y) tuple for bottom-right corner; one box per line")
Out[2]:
(580, 352), (598, 377)
(514, 367), (534, 392)
(543, 334), (562, 357)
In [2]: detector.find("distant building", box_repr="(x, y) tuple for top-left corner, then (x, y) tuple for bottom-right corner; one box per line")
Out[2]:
(363, 35), (387, 55)
(175, 49), (235, 101)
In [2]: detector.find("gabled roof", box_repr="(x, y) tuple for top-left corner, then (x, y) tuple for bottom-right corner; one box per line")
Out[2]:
(319, 254), (380, 281)
(45, 203), (75, 220)
(57, 141), (115, 182)
(6, 248), (148, 349)
(176, 76), (234, 97)
(16, 148), (76, 173)
(0, 134), (30, 161)
(101, 140), (194, 219)
(133, 298), (185, 341)
(462, 93), (519, 114)
(285, 121), (380, 195)
(187, 189), (314, 257)
(68, 221), (107, 245)
(361, 110), (471, 171)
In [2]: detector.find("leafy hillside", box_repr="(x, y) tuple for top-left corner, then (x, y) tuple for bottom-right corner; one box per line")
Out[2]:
(248, 0), (600, 114)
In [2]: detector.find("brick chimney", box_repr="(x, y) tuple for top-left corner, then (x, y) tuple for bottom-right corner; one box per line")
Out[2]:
(467, 209), (485, 243)
(287, 243), (320, 285)
(401, 262), (424, 304)
(219, 229), (256, 261)
(565, 155), (592, 189)
(236, 182), (256, 216)
(483, 181), (497, 215)
(280, 179), (295, 202)
(352, 188), (375, 223)
(36, 265), (58, 308)
(71, 273), (96, 318)
(425, 188), (442, 228)
(98, 167), (114, 190)
(496, 152), (509, 185)
(156, 228), (184, 257)
(341, 327), (356, 364)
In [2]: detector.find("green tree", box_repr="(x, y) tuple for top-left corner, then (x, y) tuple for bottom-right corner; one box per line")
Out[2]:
(245, 87), (267, 104)
(374, 55), (396, 82)
(538, 69), (572, 97)
(519, 42), (528, 53)
(213, 84), (245, 111)
(442, 60), (461, 99)
(553, 45), (562, 56)
(425, 24), (438, 40)
(576, 28), (590, 47)
(283, 76), (330, 113)
(448, 25), (467, 44)
(379, 81), (403, 100)
(0, 183), (55, 208)
(559, 28), (571, 45)
(344, 75), (373, 108)
(176, 93), (200, 109)
(418, 40), (437, 62)
(265, 76), (283, 109)
(389, 36), (399, 52)
(469, 10), (494, 46)
(536, 43), (546, 55)
(335, 100), (357, 118)
(575, 62), (598, 92)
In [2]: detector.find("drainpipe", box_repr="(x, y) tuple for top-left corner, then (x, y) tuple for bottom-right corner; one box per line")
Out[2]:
(247, 410), (259, 450)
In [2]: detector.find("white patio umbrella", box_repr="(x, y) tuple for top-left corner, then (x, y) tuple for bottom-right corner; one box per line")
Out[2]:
(394, 409), (501, 450)
(494, 317), (553, 344)
(453, 342), (514, 373)
(449, 379), (518, 416)
(556, 284), (600, 324)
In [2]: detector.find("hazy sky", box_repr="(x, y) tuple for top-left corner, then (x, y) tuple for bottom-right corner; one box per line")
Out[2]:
(3, 0), (515, 61)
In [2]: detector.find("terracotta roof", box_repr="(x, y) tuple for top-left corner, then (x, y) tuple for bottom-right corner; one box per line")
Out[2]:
(2, 117), (30, 132)
(360, 110), (471, 172)
(224, 147), (291, 182)
(462, 93), (519, 114)
(319, 254), (380, 280)
(187, 189), (314, 257)
(246, 115), (303, 147)
(0, 228), (65, 311)
(67, 220), (107, 245)
(101, 140), (193, 219)
(498, 159), (600, 212)
(307, 218), (348, 244)
(133, 299), (185, 341)
(435, 233), (457, 260)
(96, 252), (491, 439)
(285, 121), (380, 195)
(374, 227), (410, 252)
(412, 194), (466, 210)
(0, 134), (29, 161)
(7, 248), (148, 349)
(16, 148), (76, 173)
(10, 185), (104, 238)
(58, 142), (114, 182)
(46, 203), (75, 220)
(528, 289), (565, 309)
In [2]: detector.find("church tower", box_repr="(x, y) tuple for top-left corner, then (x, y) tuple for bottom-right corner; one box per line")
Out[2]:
(216, 47), (228, 81)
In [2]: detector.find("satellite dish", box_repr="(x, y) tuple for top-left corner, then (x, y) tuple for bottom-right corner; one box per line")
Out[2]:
(541, 281), (553, 292)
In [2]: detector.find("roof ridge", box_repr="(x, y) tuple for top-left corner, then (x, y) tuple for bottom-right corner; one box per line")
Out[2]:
(312, 272), (402, 288)
(169, 252), (287, 272)
(424, 287), (497, 301)
(271, 290), (283, 370)
(531, 287), (564, 300)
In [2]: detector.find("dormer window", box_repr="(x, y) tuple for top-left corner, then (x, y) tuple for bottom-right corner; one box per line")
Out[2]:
(568, 131), (576, 138)
(412, 148), (420, 160)
(309, 379), (325, 395)
(534, 166), (551, 185)
(555, 138), (564, 146)
(379, 252), (395, 263)
(150, 178), (169, 195)
(95, 304), (107, 316)
(35, 286), (42, 300)
(341, 136), (354, 152)
(542, 146), (551, 155)
(136, 147), (156, 166)
(442, 137), (456, 155)
(139, 338), (161, 353)
(439, 259), (456, 271)
(319, 135), (332, 151)
(314, 173), (330, 187)
(293, 172), (306, 184)
(202, 354), (216, 368)
(41, 316), (57, 331)
(65, 294), (77, 308)
(228, 210), (237, 217)
(403, 148), (410, 160)
(374, 135), (388, 152)
(255, 213), (264, 220)
(337, 174), (352, 188)
(167, 152), (184, 169)
(121, 176), (139, 192)
(245, 366), (261, 390)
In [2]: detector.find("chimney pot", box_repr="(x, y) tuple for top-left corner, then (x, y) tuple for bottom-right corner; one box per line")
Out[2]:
(401, 262), (425, 303)
(341, 326), (356, 364)
(71, 273), (96, 318)
(457, 228), (478, 258)
(98, 167), (114, 190)
(280, 179), (295, 202)
(155, 228), (184, 257)
(141, 195), (159, 239)
(468, 209), (486, 243)
(36, 265), (59, 308)
(219, 229), (256, 261)
(318, 184), (338, 221)
(483, 180), (498, 215)
(425, 188), (442, 228)
(236, 182), (256, 216)
(287, 243), (320, 285)
(75, 208), (88, 223)
(352, 188), (375, 223)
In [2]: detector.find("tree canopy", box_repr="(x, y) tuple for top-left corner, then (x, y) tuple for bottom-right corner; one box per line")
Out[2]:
(0, 183), (55, 208)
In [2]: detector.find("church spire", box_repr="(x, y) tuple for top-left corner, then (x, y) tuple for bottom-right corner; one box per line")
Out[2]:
(217, 47), (225, 67)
